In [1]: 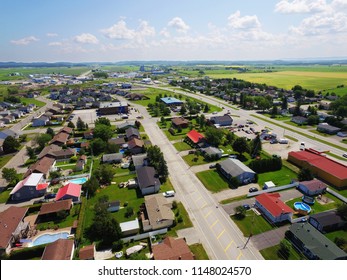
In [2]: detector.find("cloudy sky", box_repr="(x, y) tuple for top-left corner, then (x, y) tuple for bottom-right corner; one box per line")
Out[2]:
(1, 0), (347, 62)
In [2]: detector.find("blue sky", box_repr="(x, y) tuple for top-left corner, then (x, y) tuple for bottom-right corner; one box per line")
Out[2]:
(1, 0), (347, 62)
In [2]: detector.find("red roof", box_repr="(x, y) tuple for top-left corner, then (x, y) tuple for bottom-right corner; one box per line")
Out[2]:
(186, 130), (204, 144)
(36, 183), (50, 191)
(256, 193), (294, 217)
(289, 150), (347, 180)
(55, 183), (81, 201)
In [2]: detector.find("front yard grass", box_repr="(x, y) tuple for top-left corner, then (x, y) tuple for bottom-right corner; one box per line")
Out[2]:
(167, 202), (193, 236)
(173, 141), (192, 151)
(182, 154), (213, 166)
(189, 243), (209, 260)
(260, 244), (305, 260)
(325, 229), (347, 244)
(231, 211), (274, 236)
(257, 166), (298, 188)
(0, 154), (12, 169)
(196, 170), (230, 193)
(0, 189), (11, 203)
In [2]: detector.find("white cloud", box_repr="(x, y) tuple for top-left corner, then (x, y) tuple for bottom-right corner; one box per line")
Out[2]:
(275, 0), (331, 14)
(10, 36), (39, 45)
(74, 33), (99, 44)
(100, 20), (136, 39)
(167, 17), (190, 33)
(138, 20), (155, 37)
(332, 0), (347, 9)
(46, 33), (58, 37)
(160, 27), (170, 38)
(227, 11), (261, 30)
(48, 42), (63, 46)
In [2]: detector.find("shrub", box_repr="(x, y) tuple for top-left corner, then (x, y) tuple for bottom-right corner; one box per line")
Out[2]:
(169, 128), (175, 135)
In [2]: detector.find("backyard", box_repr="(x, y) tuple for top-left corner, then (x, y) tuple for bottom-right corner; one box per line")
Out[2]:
(231, 211), (274, 236)
(196, 169), (230, 193)
(257, 166), (298, 188)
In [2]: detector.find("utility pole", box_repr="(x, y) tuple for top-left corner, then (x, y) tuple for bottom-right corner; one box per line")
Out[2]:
(243, 205), (255, 249)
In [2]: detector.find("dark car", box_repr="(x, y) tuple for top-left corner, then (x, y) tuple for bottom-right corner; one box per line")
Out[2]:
(209, 164), (216, 169)
(242, 204), (251, 210)
(249, 187), (259, 193)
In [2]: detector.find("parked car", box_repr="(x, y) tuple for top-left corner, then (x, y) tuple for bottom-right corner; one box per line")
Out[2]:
(242, 204), (251, 210)
(300, 142), (305, 150)
(249, 187), (259, 193)
(209, 164), (216, 169)
(343, 153), (347, 158)
(228, 154), (237, 159)
(163, 191), (175, 197)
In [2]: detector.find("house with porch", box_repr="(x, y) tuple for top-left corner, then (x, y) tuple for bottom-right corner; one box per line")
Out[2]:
(136, 166), (161, 196)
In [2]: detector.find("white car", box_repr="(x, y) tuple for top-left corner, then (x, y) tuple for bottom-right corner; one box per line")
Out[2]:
(343, 153), (347, 158)
(163, 191), (175, 197)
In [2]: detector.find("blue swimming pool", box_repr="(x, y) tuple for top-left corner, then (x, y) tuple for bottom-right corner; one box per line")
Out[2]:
(29, 232), (69, 247)
(294, 202), (311, 213)
(68, 177), (88, 184)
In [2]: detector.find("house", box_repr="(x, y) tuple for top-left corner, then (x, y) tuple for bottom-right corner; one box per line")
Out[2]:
(59, 126), (73, 135)
(309, 210), (347, 233)
(136, 166), (161, 196)
(0, 206), (29, 255)
(317, 123), (340, 135)
(141, 194), (174, 232)
(297, 179), (327, 196)
(102, 200), (120, 212)
(24, 157), (56, 179)
(120, 218), (140, 236)
(37, 199), (73, 221)
(79, 244), (95, 260)
(11, 110), (23, 119)
(117, 120), (136, 131)
(160, 97), (183, 106)
(98, 102), (128, 115)
(185, 130), (205, 147)
(0, 129), (17, 140)
(291, 116), (308, 125)
(38, 144), (75, 160)
(217, 158), (256, 184)
(108, 137), (126, 147)
(288, 150), (347, 188)
(102, 153), (123, 163)
(55, 183), (82, 202)
(10, 173), (49, 201)
(132, 153), (148, 170)
(32, 116), (50, 127)
(255, 193), (294, 224)
(128, 138), (144, 154)
(152, 236), (195, 260)
(83, 131), (93, 140)
(210, 115), (233, 127)
(202, 146), (222, 159)
(49, 132), (69, 146)
(41, 239), (75, 260)
(125, 127), (140, 140)
(1, 115), (15, 124)
(287, 223), (347, 260)
(171, 117), (189, 128)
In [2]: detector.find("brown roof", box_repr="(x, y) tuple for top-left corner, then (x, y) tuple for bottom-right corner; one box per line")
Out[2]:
(152, 237), (194, 260)
(41, 239), (74, 260)
(79, 244), (95, 260)
(128, 138), (144, 149)
(39, 199), (73, 216)
(25, 156), (55, 177)
(0, 206), (28, 249)
(172, 117), (189, 126)
(59, 126), (73, 134)
(108, 137), (126, 146)
(50, 132), (69, 145)
(38, 144), (61, 159)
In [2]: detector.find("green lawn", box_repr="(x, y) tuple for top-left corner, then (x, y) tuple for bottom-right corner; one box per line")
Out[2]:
(196, 170), (230, 193)
(167, 202), (193, 236)
(257, 166), (298, 188)
(325, 229), (347, 244)
(189, 243), (209, 260)
(231, 212), (274, 236)
(0, 154), (13, 169)
(260, 244), (305, 260)
(220, 195), (248, 205)
(20, 97), (46, 107)
(0, 189), (11, 203)
(285, 193), (339, 216)
(182, 154), (214, 166)
(173, 141), (192, 151)
(160, 178), (174, 192)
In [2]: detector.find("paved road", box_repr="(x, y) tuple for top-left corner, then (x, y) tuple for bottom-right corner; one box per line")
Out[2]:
(126, 98), (263, 260)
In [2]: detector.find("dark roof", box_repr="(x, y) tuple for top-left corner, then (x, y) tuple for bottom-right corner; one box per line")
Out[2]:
(299, 179), (327, 192)
(210, 115), (233, 124)
(136, 166), (160, 189)
(39, 199), (73, 216)
(108, 137), (126, 146)
(102, 153), (123, 162)
(0, 206), (28, 249)
(152, 237), (194, 260)
(128, 138), (144, 149)
(103, 200), (120, 208)
(132, 153), (148, 168)
(317, 123), (340, 132)
(37, 144), (62, 159)
(41, 239), (74, 260)
(125, 127), (140, 139)
(289, 223), (347, 260)
(309, 210), (346, 227)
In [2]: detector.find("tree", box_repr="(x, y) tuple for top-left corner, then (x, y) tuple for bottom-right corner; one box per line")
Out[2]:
(93, 124), (113, 142)
(2, 136), (20, 154)
(146, 145), (169, 181)
(93, 164), (115, 185)
(180, 104), (187, 115)
(95, 117), (111, 127)
(203, 103), (209, 113)
(307, 115), (320, 126)
(76, 117), (86, 131)
(336, 204), (347, 221)
(271, 105), (278, 116)
(46, 127), (55, 138)
(125, 206), (134, 218)
(2, 168), (20, 186)
(250, 135), (262, 157)
(232, 137), (249, 157)
(90, 138), (107, 155)
(67, 121), (75, 129)
(298, 167), (313, 181)
(204, 127), (224, 147)
(234, 205), (246, 220)
(34, 134), (52, 151)
(281, 96), (288, 110)
(26, 146), (36, 160)
(83, 176), (99, 197)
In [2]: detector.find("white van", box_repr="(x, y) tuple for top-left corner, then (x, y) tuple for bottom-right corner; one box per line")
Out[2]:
(278, 138), (289, 144)
(300, 142), (305, 150)
(163, 191), (175, 197)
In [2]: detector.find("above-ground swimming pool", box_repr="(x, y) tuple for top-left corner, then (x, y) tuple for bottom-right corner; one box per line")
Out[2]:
(68, 177), (88, 184)
(29, 232), (69, 247)
(294, 202), (311, 214)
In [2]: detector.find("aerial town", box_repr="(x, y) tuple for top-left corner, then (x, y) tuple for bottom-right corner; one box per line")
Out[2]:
(0, 63), (346, 261)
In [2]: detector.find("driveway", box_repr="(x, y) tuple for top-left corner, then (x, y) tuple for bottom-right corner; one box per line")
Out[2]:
(251, 225), (290, 251)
